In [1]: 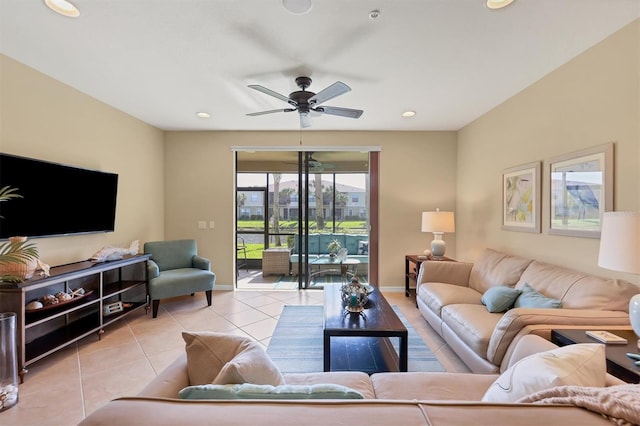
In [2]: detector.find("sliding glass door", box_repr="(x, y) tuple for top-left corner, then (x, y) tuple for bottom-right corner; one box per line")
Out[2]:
(236, 150), (371, 290)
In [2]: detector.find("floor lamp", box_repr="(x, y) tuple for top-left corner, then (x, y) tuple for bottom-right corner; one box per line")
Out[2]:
(598, 211), (640, 347)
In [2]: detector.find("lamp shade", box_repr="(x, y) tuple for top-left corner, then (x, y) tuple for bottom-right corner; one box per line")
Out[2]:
(421, 210), (455, 233)
(598, 211), (640, 274)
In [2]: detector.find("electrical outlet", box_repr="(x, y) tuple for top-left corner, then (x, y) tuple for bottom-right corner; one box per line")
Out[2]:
(209, 221), (215, 229)
(198, 221), (207, 229)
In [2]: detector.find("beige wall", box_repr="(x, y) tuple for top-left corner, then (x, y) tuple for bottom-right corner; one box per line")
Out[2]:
(0, 54), (165, 266)
(3, 19), (637, 289)
(163, 131), (458, 287)
(457, 20), (640, 285)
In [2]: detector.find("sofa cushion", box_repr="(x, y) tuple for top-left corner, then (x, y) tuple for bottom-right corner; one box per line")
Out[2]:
(440, 304), (502, 357)
(481, 287), (522, 313)
(182, 331), (285, 386)
(370, 372), (497, 400)
(418, 283), (482, 317)
(468, 249), (533, 293)
(517, 260), (639, 311)
(513, 283), (562, 309)
(482, 343), (606, 403)
(179, 383), (364, 400)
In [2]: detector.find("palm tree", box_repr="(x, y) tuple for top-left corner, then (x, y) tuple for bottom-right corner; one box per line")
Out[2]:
(0, 186), (39, 282)
(314, 173), (324, 229)
(272, 174), (282, 246)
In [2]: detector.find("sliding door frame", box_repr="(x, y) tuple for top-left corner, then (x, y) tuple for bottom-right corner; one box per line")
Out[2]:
(233, 145), (381, 289)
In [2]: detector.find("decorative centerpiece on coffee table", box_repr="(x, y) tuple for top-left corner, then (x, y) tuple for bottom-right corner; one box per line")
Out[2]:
(341, 277), (368, 315)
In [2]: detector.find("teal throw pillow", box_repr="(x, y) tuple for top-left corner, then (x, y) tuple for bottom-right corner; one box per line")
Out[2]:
(514, 283), (562, 309)
(481, 286), (522, 313)
(179, 383), (365, 400)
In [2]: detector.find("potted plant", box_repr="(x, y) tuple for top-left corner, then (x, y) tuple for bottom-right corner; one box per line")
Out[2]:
(327, 238), (342, 259)
(0, 186), (40, 283)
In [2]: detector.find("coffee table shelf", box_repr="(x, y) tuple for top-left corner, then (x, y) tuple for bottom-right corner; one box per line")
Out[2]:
(323, 284), (407, 373)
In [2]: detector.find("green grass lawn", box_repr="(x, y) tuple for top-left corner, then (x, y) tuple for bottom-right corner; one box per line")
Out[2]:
(238, 220), (368, 259)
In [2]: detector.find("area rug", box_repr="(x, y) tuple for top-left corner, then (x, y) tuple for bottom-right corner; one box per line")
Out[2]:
(266, 305), (445, 374)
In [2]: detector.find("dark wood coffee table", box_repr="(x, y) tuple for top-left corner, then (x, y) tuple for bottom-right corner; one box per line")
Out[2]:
(323, 284), (408, 373)
(551, 329), (640, 383)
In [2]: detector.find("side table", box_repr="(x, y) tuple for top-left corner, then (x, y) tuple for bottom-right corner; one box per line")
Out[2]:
(551, 329), (640, 383)
(262, 248), (291, 277)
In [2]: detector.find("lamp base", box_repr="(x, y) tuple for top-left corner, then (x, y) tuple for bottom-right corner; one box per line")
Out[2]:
(629, 294), (640, 348)
(430, 233), (446, 257)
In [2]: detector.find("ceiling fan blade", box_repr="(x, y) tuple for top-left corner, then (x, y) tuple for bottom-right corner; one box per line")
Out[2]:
(315, 106), (363, 119)
(300, 112), (313, 128)
(308, 81), (351, 106)
(246, 108), (296, 116)
(248, 84), (295, 105)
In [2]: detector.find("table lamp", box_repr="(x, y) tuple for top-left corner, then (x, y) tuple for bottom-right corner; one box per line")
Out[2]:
(421, 209), (455, 258)
(597, 211), (640, 346)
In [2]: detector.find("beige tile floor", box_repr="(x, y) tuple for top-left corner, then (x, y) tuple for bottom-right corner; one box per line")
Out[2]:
(2, 287), (469, 426)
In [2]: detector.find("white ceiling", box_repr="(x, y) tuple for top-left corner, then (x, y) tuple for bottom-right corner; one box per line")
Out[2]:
(1, 0), (639, 132)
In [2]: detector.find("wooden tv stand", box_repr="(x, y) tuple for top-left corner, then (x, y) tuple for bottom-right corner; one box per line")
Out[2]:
(0, 254), (150, 382)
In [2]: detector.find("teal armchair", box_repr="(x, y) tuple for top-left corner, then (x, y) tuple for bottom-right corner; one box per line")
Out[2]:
(144, 239), (216, 318)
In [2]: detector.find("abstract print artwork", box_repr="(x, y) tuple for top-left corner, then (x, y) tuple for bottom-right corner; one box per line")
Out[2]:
(502, 161), (541, 233)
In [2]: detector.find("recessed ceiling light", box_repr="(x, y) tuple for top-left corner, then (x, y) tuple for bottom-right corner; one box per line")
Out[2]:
(486, 0), (514, 10)
(196, 112), (211, 118)
(402, 110), (416, 118)
(44, 0), (80, 17)
(282, 0), (312, 15)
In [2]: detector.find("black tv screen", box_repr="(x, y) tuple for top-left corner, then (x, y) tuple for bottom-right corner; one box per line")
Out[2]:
(0, 153), (118, 239)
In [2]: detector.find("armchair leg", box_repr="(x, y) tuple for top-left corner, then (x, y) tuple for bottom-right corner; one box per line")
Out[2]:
(205, 290), (212, 306)
(152, 300), (160, 318)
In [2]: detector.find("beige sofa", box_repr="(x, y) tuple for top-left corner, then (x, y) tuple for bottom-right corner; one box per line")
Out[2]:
(79, 335), (623, 425)
(416, 248), (639, 373)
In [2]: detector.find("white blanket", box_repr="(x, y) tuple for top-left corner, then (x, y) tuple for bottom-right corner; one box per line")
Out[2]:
(518, 384), (640, 426)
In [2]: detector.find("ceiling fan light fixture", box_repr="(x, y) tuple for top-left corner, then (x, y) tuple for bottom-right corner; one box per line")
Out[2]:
(282, 0), (313, 15)
(486, 0), (514, 10)
(44, 0), (80, 17)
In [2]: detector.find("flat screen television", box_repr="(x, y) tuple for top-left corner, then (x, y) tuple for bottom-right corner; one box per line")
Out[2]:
(0, 153), (118, 239)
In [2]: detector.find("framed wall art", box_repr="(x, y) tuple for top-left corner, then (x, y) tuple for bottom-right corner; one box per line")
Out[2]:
(548, 142), (613, 238)
(502, 161), (541, 233)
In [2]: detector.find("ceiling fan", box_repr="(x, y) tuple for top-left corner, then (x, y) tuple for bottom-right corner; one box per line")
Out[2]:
(246, 76), (364, 128)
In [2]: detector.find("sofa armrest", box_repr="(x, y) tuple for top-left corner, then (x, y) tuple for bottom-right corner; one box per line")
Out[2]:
(147, 259), (160, 280)
(137, 354), (189, 398)
(417, 261), (474, 287)
(487, 308), (631, 366)
(192, 255), (211, 271)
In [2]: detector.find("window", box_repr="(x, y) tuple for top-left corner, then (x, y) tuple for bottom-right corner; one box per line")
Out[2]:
(352, 195), (359, 203)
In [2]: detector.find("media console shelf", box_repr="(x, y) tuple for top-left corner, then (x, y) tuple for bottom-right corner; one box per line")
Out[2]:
(0, 254), (150, 382)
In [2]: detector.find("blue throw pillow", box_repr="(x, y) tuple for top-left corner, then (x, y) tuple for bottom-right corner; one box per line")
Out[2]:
(179, 383), (364, 400)
(514, 283), (562, 309)
(481, 286), (522, 313)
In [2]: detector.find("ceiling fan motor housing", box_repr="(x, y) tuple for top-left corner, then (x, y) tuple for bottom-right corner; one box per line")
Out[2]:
(289, 90), (315, 113)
